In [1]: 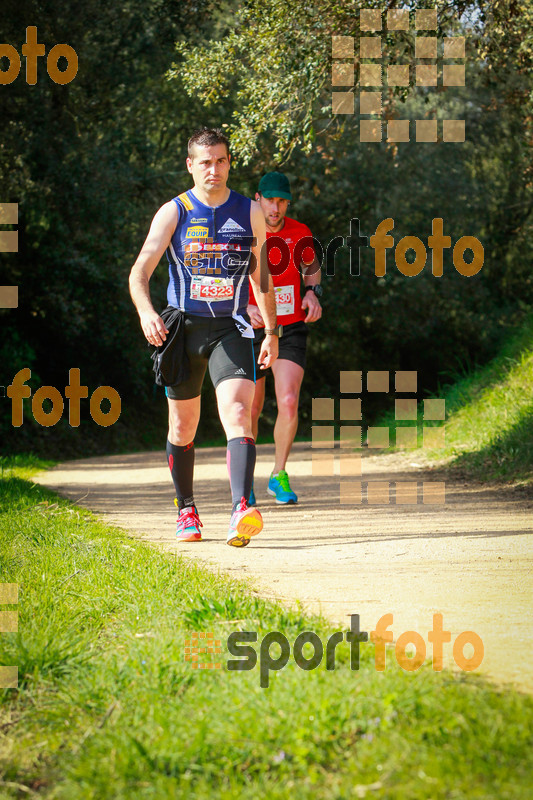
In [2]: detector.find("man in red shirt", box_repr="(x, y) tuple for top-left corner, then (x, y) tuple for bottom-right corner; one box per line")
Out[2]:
(247, 172), (322, 504)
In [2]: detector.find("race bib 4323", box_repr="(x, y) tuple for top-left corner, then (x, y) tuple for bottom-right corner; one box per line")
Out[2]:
(190, 276), (234, 302)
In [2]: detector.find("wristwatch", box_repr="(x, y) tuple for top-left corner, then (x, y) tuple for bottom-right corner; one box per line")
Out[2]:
(264, 324), (283, 338)
(304, 284), (323, 298)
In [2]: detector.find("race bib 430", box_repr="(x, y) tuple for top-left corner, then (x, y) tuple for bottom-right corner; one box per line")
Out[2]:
(275, 285), (295, 316)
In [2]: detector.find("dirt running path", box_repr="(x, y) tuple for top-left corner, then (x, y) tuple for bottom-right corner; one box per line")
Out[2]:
(35, 443), (533, 692)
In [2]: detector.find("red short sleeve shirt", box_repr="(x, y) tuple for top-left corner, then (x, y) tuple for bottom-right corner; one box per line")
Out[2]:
(248, 216), (316, 327)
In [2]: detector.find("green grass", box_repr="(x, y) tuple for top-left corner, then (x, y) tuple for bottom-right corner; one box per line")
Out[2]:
(380, 314), (533, 485)
(0, 454), (56, 482)
(1, 459), (532, 799)
(440, 315), (533, 483)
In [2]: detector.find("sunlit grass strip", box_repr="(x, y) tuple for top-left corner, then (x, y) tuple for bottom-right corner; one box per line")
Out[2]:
(0, 462), (532, 798)
(381, 314), (533, 483)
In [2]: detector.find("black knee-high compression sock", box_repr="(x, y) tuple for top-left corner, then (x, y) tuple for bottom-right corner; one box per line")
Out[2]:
(227, 436), (256, 510)
(166, 440), (195, 510)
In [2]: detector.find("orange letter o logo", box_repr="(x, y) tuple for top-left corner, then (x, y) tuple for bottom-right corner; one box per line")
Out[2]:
(46, 44), (78, 84)
(90, 386), (121, 427)
(395, 236), (427, 277)
(395, 630), (426, 672)
(453, 236), (484, 276)
(453, 631), (484, 671)
(32, 386), (64, 426)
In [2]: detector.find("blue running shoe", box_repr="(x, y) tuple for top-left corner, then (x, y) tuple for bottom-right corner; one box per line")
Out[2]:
(267, 470), (298, 504)
(249, 482), (256, 506)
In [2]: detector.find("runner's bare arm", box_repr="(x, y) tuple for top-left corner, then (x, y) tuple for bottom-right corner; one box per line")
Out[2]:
(249, 201), (276, 327)
(302, 254), (321, 285)
(301, 252), (322, 323)
(249, 201), (278, 368)
(129, 201), (178, 346)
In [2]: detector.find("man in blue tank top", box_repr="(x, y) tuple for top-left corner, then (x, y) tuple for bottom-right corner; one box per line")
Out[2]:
(129, 128), (279, 547)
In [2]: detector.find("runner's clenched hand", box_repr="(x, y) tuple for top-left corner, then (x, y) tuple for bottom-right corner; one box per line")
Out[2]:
(258, 334), (279, 370)
(301, 292), (322, 323)
(247, 304), (265, 329)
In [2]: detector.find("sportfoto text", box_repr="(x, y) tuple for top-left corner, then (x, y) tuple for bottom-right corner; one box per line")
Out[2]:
(221, 217), (483, 282)
(227, 614), (484, 688)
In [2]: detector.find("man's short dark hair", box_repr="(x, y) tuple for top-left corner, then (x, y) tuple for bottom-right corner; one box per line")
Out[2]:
(188, 128), (230, 158)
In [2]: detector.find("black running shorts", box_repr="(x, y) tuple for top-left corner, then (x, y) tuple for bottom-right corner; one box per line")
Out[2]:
(165, 314), (255, 400)
(253, 320), (308, 378)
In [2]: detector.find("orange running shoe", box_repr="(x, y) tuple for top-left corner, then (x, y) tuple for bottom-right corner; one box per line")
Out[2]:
(226, 497), (263, 547)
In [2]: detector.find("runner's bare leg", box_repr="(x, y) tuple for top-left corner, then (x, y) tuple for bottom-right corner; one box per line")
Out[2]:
(167, 396), (201, 445)
(271, 359), (304, 473)
(216, 378), (255, 439)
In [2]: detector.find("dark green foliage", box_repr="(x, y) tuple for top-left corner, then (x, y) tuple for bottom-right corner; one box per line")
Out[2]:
(1, 0), (531, 456)
(0, 0), (226, 454)
(176, 0), (533, 430)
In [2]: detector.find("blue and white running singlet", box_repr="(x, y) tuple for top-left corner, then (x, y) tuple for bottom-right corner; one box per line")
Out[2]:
(166, 189), (255, 337)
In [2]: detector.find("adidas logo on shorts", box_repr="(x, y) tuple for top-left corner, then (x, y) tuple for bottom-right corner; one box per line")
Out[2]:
(218, 218), (246, 234)
(234, 367), (246, 375)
